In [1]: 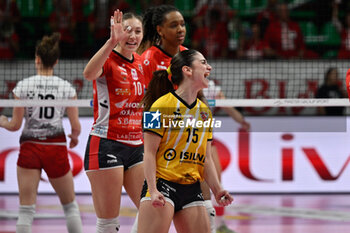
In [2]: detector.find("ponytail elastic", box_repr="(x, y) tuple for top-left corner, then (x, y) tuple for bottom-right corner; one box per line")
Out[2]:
(166, 66), (172, 75)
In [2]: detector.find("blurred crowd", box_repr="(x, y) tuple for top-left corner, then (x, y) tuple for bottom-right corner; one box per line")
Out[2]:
(1, 0), (350, 60)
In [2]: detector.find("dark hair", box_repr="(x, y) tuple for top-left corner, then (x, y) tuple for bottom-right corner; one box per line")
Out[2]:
(138, 5), (179, 54)
(141, 69), (174, 111)
(123, 12), (142, 23)
(324, 67), (338, 83)
(169, 49), (198, 85)
(142, 49), (208, 110)
(35, 33), (60, 68)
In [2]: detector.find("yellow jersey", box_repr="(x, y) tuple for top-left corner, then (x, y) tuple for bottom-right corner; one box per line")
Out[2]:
(145, 91), (213, 184)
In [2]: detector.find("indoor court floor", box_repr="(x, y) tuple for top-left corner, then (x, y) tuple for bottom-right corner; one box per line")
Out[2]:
(0, 194), (349, 233)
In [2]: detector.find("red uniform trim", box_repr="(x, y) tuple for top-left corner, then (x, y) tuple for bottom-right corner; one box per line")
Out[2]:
(88, 135), (101, 170)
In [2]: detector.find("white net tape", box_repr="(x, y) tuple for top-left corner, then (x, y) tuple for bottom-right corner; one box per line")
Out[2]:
(0, 98), (349, 107)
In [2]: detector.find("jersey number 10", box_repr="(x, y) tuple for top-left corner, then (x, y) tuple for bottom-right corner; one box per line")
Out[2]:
(38, 94), (55, 119)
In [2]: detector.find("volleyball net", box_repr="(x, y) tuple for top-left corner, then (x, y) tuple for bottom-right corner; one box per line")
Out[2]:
(0, 59), (349, 116)
(0, 59), (92, 112)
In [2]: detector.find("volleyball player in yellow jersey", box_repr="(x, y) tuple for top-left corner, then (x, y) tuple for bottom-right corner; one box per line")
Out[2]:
(135, 5), (219, 232)
(138, 49), (233, 233)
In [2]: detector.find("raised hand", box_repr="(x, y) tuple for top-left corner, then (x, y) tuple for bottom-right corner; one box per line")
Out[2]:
(110, 10), (131, 46)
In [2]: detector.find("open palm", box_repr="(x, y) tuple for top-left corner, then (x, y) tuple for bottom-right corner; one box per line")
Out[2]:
(110, 10), (129, 45)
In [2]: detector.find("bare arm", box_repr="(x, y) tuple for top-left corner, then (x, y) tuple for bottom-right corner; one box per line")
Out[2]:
(223, 107), (250, 130)
(143, 131), (165, 207)
(204, 141), (233, 206)
(66, 96), (81, 148)
(83, 10), (129, 80)
(0, 95), (24, 131)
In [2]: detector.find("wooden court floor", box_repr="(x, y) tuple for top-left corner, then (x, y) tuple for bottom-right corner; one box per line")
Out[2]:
(1, 194), (349, 233)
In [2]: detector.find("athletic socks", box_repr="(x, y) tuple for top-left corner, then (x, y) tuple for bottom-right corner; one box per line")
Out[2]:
(130, 212), (138, 233)
(63, 200), (83, 233)
(16, 201), (82, 233)
(214, 205), (226, 228)
(96, 217), (120, 233)
(16, 204), (35, 233)
(204, 200), (216, 233)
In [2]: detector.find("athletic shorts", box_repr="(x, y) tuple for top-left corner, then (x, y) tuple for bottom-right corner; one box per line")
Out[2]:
(84, 135), (144, 171)
(140, 178), (205, 212)
(17, 142), (70, 179)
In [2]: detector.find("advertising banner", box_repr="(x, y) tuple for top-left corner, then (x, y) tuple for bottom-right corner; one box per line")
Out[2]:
(0, 117), (349, 193)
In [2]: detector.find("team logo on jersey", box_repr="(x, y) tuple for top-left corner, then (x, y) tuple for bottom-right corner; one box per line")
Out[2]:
(200, 112), (209, 121)
(143, 110), (161, 129)
(143, 59), (150, 66)
(163, 148), (176, 161)
(131, 68), (138, 80)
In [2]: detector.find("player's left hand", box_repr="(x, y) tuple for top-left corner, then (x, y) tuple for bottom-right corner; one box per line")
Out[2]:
(215, 190), (233, 206)
(241, 120), (251, 131)
(68, 134), (78, 148)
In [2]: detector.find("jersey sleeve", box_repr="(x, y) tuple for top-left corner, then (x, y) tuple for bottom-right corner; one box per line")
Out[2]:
(12, 80), (25, 98)
(141, 50), (156, 87)
(65, 80), (77, 99)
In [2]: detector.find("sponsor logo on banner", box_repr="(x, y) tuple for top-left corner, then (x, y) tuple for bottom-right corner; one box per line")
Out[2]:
(236, 129), (350, 182)
(1, 117), (350, 193)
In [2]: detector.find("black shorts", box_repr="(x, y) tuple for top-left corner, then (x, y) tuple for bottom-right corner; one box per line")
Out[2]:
(84, 135), (144, 171)
(140, 178), (204, 212)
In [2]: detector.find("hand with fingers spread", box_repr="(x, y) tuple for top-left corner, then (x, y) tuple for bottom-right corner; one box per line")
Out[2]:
(110, 10), (131, 46)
